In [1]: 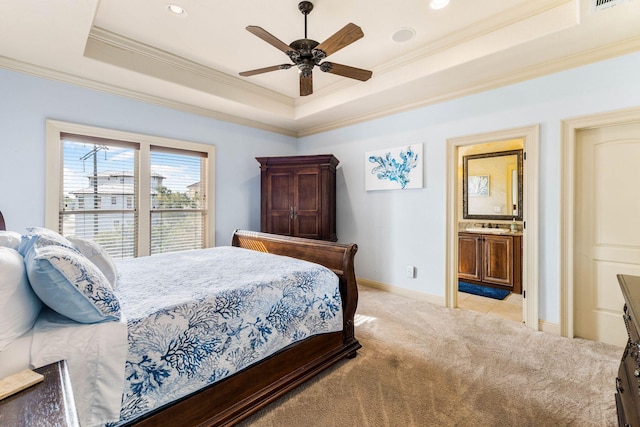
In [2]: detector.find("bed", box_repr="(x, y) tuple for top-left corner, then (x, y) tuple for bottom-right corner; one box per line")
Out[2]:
(0, 214), (360, 427)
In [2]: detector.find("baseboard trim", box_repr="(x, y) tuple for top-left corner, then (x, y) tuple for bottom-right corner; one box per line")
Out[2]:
(357, 278), (445, 307)
(359, 277), (560, 336)
(539, 320), (561, 336)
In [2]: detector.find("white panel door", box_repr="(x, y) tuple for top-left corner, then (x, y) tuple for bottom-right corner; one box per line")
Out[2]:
(575, 122), (640, 346)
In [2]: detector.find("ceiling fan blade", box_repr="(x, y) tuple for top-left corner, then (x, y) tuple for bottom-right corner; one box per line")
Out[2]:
(239, 64), (291, 77)
(315, 23), (364, 57)
(300, 73), (313, 96)
(320, 62), (372, 81)
(246, 26), (292, 53)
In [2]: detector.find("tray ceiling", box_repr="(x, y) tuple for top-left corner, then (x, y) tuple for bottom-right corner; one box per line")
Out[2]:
(1, 0), (639, 136)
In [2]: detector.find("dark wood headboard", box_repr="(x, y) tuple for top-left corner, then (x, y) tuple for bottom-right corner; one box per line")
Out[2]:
(0, 211), (5, 231)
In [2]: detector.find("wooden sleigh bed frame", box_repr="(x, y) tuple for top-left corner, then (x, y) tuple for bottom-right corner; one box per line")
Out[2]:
(0, 211), (360, 426)
(126, 229), (361, 426)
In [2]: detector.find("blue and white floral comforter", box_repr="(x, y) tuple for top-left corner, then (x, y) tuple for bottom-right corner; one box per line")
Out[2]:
(112, 246), (343, 425)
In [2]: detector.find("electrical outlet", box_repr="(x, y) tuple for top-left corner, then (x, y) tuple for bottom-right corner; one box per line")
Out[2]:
(406, 265), (415, 278)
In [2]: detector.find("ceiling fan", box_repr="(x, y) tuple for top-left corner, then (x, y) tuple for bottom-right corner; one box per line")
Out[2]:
(239, 1), (373, 96)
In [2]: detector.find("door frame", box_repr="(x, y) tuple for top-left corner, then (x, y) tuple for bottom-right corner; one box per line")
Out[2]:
(560, 106), (640, 338)
(446, 125), (539, 330)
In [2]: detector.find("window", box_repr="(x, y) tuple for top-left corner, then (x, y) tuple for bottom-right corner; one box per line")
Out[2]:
(59, 134), (138, 258)
(150, 148), (207, 254)
(46, 120), (215, 259)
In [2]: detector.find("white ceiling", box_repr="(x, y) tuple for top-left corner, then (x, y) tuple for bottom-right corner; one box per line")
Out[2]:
(1, 0), (639, 137)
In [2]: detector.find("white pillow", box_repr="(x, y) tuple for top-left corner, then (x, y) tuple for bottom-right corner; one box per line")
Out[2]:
(0, 247), (42, 350)
(68, 237), (118, 289)
(0, 231), (22, 251)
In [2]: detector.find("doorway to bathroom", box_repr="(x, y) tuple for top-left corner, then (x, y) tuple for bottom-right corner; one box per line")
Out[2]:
(446, 125), (539, 330)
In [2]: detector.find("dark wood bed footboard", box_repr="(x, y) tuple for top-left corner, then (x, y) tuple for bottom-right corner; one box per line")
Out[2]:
(232, 229), (359, 346)
(127, 230), (360, 427)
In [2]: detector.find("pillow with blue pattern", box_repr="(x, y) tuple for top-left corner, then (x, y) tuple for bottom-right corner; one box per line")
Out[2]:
(68, 237), (118, 289)
(18, 227), (78, 257)
(24, 245), (121, 324)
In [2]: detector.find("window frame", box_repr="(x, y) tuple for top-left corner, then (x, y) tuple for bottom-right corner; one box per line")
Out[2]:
(45, 120), (216, 256)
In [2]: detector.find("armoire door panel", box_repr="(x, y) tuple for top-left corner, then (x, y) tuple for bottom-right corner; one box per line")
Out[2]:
(269, 215), (292, 236)
(295, 215), (320, 239)
(296, 171), (321, 212)
(268, 173), (293, 211)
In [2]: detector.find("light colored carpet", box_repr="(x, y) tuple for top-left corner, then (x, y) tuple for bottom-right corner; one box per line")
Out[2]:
(238, 286), (622, 427)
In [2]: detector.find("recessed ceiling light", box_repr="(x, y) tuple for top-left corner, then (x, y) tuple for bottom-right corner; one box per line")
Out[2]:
(167, 4), (187, 15)
(392, 28), (416, 43)
(430, 0), (450, 10)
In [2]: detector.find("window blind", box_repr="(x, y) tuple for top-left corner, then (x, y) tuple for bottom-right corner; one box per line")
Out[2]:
(150, 147), (207, 255)
(56, 128), (212, 259)
(60, 134), (139, 259)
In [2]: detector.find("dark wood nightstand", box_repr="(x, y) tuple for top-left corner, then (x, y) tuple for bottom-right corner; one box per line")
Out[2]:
(0, 360), (79, 426)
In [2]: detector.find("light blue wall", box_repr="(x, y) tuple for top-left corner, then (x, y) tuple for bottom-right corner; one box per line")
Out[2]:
(3, 51), (640, 323)
(298, 51), (640, 323)
(0, 68), (297, 246)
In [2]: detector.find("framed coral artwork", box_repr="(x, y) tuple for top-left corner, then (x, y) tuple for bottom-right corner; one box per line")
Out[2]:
(365, 144), (423, 191)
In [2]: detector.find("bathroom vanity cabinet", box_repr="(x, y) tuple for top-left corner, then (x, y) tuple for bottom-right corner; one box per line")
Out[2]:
(458, 232), (522, 294)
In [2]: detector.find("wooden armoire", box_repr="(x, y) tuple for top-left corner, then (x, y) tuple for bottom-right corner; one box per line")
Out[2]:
(257, 155), (338, 241)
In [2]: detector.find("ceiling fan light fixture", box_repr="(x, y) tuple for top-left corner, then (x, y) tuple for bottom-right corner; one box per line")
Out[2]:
(429, 0), (450, 10)
(167, 4), (187, 16)
(239, 1), (372, 96)
(392, 28), (415, 43)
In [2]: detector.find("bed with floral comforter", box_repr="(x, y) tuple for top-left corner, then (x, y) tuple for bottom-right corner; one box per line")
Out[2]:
(113, 245), (343, 425)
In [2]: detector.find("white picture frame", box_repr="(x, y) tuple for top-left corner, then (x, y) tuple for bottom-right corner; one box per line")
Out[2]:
(365, 144), (424, 191)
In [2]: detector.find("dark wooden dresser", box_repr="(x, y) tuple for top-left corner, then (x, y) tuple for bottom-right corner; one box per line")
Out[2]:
(616, 274), (640, 426)
(257, 155), (338, 241)
(0, 360), (79, 426)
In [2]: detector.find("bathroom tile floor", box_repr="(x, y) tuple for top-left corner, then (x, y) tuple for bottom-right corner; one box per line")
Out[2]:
(457, 291), (523, 323)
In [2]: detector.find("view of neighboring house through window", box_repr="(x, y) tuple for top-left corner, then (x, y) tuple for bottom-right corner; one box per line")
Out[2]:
(58, 132), (209, 259)
(61, 135), (138, 258)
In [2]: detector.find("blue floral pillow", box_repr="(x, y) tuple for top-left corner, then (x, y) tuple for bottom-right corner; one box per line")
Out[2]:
(24, 245), (121, 323)
(68, 237), (118, 289)
(18, 227), (78, 257)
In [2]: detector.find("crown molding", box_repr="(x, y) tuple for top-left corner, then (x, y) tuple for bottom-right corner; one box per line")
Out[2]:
(87, 27), (294, 107)
(298, 35), (640, 137)
(0, 55), (298, 137)
(2, 23), (638, 140)
(296, 0), (575, 109)
(373, 0), (574, 77)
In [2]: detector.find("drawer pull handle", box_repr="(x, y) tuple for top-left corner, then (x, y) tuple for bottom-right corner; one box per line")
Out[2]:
(617, 377), (624, 393)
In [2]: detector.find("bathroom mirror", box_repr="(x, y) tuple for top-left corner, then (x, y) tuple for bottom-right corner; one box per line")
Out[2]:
(463, 149), (523, 221)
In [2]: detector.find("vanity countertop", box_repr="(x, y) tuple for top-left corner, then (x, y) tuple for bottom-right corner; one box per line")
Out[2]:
(460, 228), (523, 236)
